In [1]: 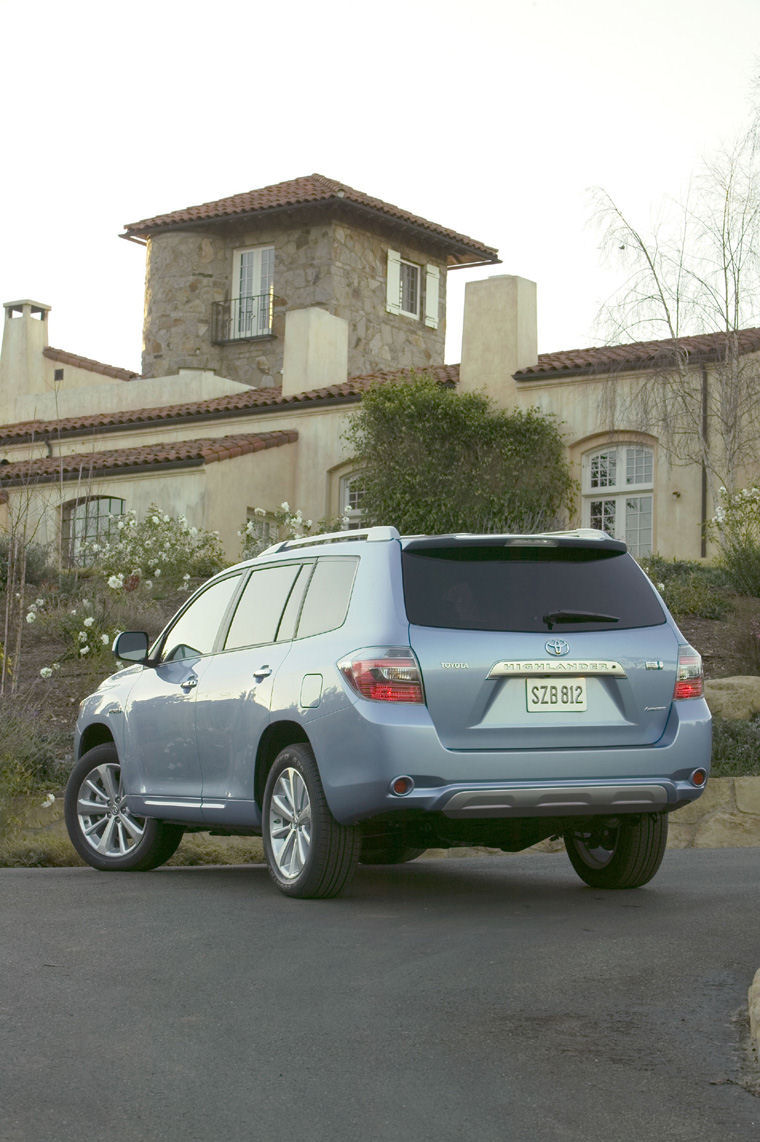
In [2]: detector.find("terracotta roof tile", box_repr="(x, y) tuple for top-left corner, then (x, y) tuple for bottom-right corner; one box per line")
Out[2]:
(0, 430), (297, 486)
(3, 324), (755, 449)
(0, 364), (459, 445)
(44, 346), (139, 382)
(123, 174), (499, 267)
(515, 327), (760, 379)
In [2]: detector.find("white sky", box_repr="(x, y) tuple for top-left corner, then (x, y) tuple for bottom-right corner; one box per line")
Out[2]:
(1, 0), (759, 374)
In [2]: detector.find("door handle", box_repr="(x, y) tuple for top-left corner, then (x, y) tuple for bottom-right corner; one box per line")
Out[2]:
(253, 665), (272, 681)
(180, 675), (198, 691)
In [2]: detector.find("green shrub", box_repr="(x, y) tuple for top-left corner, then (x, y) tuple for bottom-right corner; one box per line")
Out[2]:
(0, 694), (71, 834)
(710, 716), (760, 777)
(638, 555), (733, 619)
(343, 377), (575, 534)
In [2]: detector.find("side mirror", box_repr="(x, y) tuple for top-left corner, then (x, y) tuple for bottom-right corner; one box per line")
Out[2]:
(113, 631), (150, 664)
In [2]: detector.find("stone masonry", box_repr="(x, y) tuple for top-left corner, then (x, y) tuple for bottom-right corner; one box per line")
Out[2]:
(141, 216), (447, 386)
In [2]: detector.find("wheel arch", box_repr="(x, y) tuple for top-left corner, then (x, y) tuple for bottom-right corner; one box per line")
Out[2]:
(78, 723), (116, 758)
(254, 720), (311, 807)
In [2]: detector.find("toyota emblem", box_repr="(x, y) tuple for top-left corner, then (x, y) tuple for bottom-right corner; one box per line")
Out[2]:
(545, 639), (570, 656)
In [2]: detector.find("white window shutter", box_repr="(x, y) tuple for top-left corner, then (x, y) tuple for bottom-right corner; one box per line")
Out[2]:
(424, 264), (440, 328)
(386, 250), (401, 315)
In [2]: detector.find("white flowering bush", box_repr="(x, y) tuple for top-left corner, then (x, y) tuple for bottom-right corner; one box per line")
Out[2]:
(238, 502), (348, 559)
(708, 486), (760, 596)
(83, 505), (225, 589)
(239, 502), (315, 559)
(53, 594), (119, 665)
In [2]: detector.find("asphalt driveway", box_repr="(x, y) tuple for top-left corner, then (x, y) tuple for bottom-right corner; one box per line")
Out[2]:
(1, 849), (758, 1142)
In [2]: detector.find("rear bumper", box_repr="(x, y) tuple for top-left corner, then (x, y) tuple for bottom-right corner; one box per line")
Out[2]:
(307, 693), (712, 825)
(440, 781), (670, 817)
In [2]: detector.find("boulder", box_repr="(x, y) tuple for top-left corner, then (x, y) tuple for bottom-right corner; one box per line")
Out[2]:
(703, 675), (760, 719)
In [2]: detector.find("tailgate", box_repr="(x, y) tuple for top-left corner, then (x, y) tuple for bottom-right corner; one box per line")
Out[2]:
(402, 537), (675, 751)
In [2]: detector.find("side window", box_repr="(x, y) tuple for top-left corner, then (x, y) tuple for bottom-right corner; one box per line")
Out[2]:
(296, 558), (358, 639)
(224, 564), (303, 650)
(160, 575), (242, 662)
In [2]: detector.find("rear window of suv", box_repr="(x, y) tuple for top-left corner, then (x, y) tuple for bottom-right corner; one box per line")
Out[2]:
(402, 544), (665, 632)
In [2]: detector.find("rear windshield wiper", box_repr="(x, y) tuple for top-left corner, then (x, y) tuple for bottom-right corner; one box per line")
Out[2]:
(542, 610), (620, 629)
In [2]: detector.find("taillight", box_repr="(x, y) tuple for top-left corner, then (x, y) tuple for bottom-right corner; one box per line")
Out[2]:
(673, 644), (703, 700)
(338, 647), (425, 703)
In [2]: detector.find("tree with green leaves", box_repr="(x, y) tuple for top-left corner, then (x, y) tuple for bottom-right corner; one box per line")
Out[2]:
(343, 375), (574, 535)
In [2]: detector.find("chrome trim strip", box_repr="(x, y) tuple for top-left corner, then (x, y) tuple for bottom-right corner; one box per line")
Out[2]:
(488, 659), (626, 678)
(144, 799), (203, 809)
(442, 784), (667, 818)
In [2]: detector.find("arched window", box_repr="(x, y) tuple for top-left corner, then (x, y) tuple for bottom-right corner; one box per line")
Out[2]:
(61, 496), (125, 566)
(339, 474), (366, 530)
(582, 444), (653, 556)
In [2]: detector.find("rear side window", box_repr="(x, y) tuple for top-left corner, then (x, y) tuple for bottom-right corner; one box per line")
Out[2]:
(224, 564), (303, 650)
(402, 546), (665, 632)
(296, 558), (358, 639)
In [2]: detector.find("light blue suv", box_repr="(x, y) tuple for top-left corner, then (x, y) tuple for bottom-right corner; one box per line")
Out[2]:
(64, 527), (712, 897)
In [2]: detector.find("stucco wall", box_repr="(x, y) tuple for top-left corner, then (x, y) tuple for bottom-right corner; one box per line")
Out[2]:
(514, 372), (708, 560)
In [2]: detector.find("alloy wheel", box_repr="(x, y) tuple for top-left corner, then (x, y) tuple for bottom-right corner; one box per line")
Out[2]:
(268, 767), (312, 879)
(76, 762), (146, 859)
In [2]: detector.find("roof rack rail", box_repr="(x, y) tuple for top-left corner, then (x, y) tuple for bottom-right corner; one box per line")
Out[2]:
(259, 525), (400, 557)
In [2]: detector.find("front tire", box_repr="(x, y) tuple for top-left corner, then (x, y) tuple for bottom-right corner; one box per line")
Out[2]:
(263, 743), (360, 898)
(564, 813), (668, 889)
(64, 744), (184, 871)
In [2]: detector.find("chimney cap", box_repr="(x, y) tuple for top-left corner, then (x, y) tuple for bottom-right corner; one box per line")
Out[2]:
(4, 300), (51, 316)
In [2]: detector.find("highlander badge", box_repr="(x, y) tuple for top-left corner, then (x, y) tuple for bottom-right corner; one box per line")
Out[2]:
(545, 639), (570, 656)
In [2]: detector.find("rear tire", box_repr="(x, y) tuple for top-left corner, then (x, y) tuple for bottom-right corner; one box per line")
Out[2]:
(564, 813), (668, 889)
(64, 743), (184, 871)
(263, 743), (360, 898)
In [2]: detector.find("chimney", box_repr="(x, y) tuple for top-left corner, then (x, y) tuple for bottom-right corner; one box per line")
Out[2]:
(459, 276), (537, 407)
(0, 300), (52, 409)
(281, 307), (348, 398)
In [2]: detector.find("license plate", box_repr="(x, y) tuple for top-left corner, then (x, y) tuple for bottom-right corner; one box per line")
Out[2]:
(526, 678), (587, 712)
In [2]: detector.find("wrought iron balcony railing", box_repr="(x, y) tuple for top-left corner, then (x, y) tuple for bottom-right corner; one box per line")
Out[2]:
(211, 293), (274, 344)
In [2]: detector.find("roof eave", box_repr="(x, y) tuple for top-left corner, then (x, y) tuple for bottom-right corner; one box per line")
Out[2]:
(515, 343), (760, 382)
(122, 197), (499, 267)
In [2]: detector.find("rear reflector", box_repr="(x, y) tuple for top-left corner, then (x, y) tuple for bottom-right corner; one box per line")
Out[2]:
(390, 776), (415, 795)
(338, 647), (424, 703)
(673, 644), (703, 700)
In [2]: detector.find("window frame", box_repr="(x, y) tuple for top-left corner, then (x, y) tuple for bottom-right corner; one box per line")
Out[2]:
(399, 258), (421, 319)
(339, 473), (366, 530)
(581, 443), (654, 557)
(230, 244), (275, 340)
(61, 495), (125, 567)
